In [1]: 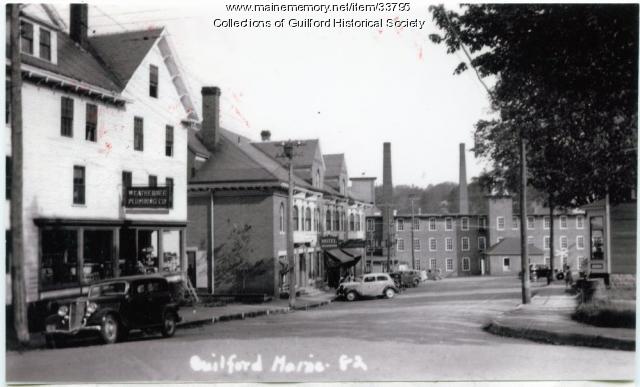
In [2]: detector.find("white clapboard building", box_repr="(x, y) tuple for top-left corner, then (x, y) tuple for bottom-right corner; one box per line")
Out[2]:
(5, 4), (197, 310)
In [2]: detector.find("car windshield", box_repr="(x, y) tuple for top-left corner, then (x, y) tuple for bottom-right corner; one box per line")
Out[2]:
(89, 282), (127, 297)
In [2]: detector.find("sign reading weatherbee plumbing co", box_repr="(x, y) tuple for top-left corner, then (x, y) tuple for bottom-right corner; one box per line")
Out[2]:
(124, 187), (172, 209)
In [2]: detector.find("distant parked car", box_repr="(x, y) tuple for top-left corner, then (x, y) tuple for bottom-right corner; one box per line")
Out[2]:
(337, 273), (399, 301)
(391, 270), (422, 288)
(44, 275), (181, 348)
(519, 265), (552, 282)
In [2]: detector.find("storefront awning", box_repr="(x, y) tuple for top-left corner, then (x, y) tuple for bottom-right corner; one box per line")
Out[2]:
(325, 249), (361, 267)
(341, 248), (362, 259)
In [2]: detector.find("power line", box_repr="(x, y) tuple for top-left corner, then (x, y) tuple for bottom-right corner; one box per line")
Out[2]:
(91, 5), (129, 32)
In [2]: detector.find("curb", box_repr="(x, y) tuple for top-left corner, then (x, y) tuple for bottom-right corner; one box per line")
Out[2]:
(484, 320), (635, 351)
(177, 298), (333, 329)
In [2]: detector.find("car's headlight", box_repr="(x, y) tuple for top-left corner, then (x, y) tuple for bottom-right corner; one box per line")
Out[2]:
(57, 305), (69, 317)
(86, 302), (98, 315)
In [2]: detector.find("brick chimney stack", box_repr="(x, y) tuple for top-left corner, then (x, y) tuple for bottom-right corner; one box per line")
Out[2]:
(201, 86), (221, 149)
(382, 142), (395, 258)
(459, 143), (469, 214)
(260, 130), (271, 141)
(70, 4), (89, 48)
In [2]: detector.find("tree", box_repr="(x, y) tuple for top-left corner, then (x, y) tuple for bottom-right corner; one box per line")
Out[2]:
(213, 224), (266, 293)
(429, 4), (637, 208)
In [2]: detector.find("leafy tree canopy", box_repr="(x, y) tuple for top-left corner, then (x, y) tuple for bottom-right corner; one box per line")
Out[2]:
(429, 4), (638, 207)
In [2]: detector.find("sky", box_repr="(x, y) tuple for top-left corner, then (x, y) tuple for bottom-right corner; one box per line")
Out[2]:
(50, 1), (495, 187)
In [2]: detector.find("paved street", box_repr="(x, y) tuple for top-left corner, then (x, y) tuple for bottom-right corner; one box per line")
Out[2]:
(6, 277), (634, 383)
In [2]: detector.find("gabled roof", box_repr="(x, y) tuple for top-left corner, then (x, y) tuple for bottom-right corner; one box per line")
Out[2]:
(485, 237), (544, 256)
(323, 154), (346, 178)
(16, 24), (122, 92)
(189, 128), (311, 188)
(89, 28), (163, 88)
(252, 139), (320, 169)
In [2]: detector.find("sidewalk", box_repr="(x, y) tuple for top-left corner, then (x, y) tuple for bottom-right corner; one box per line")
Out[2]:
(485, 283), (635, 351)
(177, 291), (335, 329)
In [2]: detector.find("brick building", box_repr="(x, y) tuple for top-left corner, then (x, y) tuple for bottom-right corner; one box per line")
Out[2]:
(365, 143), (590, 277)
(186, 89), (372, 296)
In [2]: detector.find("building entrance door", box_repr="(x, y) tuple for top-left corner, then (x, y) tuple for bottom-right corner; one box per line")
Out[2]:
(187, 251), (196, 287)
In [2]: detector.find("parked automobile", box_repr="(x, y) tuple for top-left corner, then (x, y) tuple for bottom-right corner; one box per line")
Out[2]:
(44, 275), (181, 347)
(519, 265), (552, 282)
(390, 270), (421, 288)
(337, 273), (399, 301)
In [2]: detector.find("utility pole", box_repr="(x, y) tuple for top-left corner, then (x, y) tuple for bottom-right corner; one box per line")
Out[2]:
(9, 3), (30, 344)
(284, 142), (296, 308)
(519, 136), (531, 304)
(386, 206), (391, 272)
(410, 196), (416, 270)
(278, 140), (304, 308)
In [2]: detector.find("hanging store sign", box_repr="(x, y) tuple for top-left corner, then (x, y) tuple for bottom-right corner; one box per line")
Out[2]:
(124, 187), (172, 209)
(320, 236), (339, 249)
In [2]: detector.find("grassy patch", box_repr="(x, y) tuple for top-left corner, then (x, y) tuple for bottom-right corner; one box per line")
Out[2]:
(573, 287), (636, 328)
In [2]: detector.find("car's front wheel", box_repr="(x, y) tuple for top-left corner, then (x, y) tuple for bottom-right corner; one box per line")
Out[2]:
(384, 287), (396, 299)
(101, 314), (120, 344)
(345, 291), (358, 302)
(161, 312), (177, 338)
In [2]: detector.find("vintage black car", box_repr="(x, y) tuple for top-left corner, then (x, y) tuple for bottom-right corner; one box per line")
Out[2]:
(44, 275), (181, 347)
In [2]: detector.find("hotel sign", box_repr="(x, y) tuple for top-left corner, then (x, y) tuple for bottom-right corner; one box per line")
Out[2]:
(320, 236), (339, 249)
(124, 187), (172, 209)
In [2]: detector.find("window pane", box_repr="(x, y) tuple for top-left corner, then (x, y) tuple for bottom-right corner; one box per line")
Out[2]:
(41, 229), (79, 289)
(73, 166), (85, 204)
(85, 104), (97, 142)
(20, 21), (33, 54)
(165, 125), (174, 156)
(138, 230), (159, 273)
(83, 230), (114, 282)
(161, 230), (181, 272)
(149, 65), (158, 97)
(39, 28), (51, 61)
(61, 97), (74, 137)
(134, 117), (144, 151)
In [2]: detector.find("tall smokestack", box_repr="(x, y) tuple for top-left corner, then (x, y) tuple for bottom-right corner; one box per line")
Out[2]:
(70, 4), (88, 48)
(382, 142), (395, 259)
(201, 86), (221, 149)
(459, 143), (469, 214)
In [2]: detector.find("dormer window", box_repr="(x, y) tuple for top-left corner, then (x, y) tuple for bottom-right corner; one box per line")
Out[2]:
(20, 21), (34, 55)
(39, 28), (51, 61)
(149, 65), (158, 98)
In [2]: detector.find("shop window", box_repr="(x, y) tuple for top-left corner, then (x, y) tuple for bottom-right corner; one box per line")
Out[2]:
(149, 65), (158, 98)
(41, 229), (79, 289)
(20, 21), (33, 55)
(61, 97), (74, 137)
(39, 28), (51, 61)
(83, 230), (114, 283)
(138, 230), (159, 273)
(85, 103), (97, 142)
(162, 230), (181, 272)
(73, 166), (85, 205)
